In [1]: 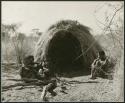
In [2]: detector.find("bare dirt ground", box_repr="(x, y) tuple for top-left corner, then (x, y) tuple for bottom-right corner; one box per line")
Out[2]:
(1, 64), (123, 102)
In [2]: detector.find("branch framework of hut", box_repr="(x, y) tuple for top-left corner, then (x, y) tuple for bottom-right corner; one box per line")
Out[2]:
(34, 20), (102, 76)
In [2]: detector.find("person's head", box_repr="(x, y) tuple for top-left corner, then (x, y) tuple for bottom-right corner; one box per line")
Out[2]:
(98, 51), (106, 60)
(42, 60), (49, 68)
(28, 55), (34, 63)
(23, 55), (34, 66)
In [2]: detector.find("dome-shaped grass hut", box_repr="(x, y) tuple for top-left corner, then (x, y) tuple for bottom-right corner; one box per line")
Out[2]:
(34, 20), (102, 76)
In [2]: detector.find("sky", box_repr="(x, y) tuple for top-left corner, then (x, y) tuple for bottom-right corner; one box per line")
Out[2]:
(2, 1), (123, 36)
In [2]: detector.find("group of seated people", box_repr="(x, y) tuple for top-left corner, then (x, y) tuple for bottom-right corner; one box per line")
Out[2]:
(20, 55), (57, 100)
(20, 50), (112, 101)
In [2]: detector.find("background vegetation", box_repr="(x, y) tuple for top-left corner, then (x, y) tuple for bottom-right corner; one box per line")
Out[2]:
(1, 2), (124, 102)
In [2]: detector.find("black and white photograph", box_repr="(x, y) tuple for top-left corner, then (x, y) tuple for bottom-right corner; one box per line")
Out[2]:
(1, 1), (124, 102)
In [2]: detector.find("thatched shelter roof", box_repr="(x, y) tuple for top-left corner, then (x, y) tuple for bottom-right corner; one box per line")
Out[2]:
(34, 20), (102, 75)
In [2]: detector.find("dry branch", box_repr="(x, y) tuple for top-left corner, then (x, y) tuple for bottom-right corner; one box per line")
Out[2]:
(2, 80), (47, 91)
(7, 78), (40, 82)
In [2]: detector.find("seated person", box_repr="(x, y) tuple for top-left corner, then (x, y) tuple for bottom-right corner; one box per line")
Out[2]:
(90, 50), (109, 79)
(20, 56), (57, 100)
(20, 55), (42, 82)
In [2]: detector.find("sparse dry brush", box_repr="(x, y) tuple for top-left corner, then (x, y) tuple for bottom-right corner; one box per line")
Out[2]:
(94, 2), (123, 74)
(1, 24), (38, 67)
(94, 2), (124, 101)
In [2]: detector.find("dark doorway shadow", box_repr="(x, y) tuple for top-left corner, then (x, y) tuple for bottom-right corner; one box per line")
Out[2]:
(45, 30), (90, 77)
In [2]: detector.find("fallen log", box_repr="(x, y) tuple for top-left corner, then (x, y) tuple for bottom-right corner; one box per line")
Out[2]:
(7, 78), (99, 85)
(1, 62), (17, 65)
(2, 81), (47, 91)
(6, 78), (40, 82)
(3, 77), (100, 92)
(2, 85), (38, 92)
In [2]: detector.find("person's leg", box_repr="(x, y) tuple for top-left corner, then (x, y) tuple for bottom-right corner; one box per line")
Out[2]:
(41, 86), (47, 101)
(47, 83), (57, 96)
(90, 67), (97, 79)
(41, 79), (57, 100)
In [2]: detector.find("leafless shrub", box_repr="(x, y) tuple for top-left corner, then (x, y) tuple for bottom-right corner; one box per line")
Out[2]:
(94, 2), (124, 51)
(94, 2), (124, 101)
(1, 23), (38, 67)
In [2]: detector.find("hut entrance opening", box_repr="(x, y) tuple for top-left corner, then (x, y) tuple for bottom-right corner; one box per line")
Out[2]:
(45, 31), (84, 74)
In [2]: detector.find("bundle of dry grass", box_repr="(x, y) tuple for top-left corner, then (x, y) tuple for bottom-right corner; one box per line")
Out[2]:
(34, 20), (102, 75)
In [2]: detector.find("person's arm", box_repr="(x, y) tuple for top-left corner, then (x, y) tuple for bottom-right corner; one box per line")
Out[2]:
(20, 67), (25, 79)
(91, 59), (98, 68)
(38, 69), (43, 75)
(21, 77), (38, 82)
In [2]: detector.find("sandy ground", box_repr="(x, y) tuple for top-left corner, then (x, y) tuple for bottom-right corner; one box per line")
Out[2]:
(1, 65), (124, 102)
